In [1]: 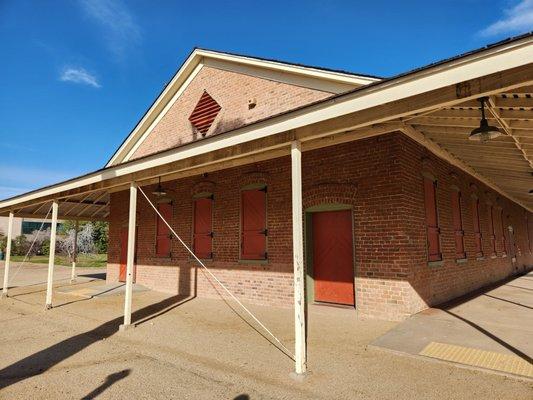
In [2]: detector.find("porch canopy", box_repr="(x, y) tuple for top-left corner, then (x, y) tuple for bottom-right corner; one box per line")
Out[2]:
(1, 34), (532, 221)
(0, 33), (532, 374)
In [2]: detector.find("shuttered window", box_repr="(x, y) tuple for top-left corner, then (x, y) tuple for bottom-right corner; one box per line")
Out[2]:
(156, 202), (172, 257)
(488, 205), (497, 256)
(526, 213), (531, 253)
(193, 196), (213, 259)
(423, 177), (441, 262)
(450, 190), (465, 259)
(500, 209), (507, 255)
(241, 188), (267, 260)
(472, 198), (483, 257)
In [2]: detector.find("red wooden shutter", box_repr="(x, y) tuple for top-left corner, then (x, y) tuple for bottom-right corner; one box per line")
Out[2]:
(156, 203), (172, 256)
(193, 197), (213, 259)
(488, 206), (497, 256)
(450, 191), (465, 259)
(500, 209), (507, 255)
(241, 188), (267, 259)
(526, 213), (531, 253)
(423, 178), (441, 262)
(472, 198), (483, 257)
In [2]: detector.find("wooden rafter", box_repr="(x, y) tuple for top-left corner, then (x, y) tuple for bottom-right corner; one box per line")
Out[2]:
(487, 96), (533, 170)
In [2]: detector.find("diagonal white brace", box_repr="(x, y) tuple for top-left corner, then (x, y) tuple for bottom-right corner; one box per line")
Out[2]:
(137, 184), (295, 360)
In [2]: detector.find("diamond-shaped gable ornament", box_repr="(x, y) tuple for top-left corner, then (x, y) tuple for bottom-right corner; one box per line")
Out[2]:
(188, 91), (221, 135)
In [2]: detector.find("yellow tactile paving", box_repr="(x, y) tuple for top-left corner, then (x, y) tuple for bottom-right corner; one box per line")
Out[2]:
(419, 342), (533, 378)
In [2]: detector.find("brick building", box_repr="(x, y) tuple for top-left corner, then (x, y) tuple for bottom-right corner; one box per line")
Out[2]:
(1, 34), (532, 372)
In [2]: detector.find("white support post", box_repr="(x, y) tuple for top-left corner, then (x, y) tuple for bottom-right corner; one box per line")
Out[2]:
(1, 211), (14, 298)
(70, 220), (79, 283)
(120, 182), (137, 330)
(45, 200), (59, 309)
(291, 140), (307, 375)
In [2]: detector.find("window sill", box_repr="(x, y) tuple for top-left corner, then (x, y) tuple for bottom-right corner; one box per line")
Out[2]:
(239, 259), (268, 265)
(188, 257), (213, 263)
(455, 258), (468, 264)
(428, 260), (443, 268)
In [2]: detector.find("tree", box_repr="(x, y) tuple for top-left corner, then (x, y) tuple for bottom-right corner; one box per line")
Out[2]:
(0, 235), (6, 253)
(57, 223), (97, 260)
(92, 221), (108, 253)
(25, 228), (51, 258)
(59, 220), (108, 255)
(12, 235), (29, 256)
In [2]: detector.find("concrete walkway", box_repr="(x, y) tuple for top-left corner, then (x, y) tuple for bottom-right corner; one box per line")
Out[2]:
(372, 271), (533, 378)
(0, 261), (106, 291)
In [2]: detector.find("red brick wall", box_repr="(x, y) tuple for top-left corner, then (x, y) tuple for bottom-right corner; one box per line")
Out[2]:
(108, 132), (533, 320)
(398, 134), (533, 311)
(130, 66), (332, 160)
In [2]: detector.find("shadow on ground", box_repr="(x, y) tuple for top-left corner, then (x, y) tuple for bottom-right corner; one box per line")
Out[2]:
(81, 369), (131, 399)
(0, 294), (193, 390)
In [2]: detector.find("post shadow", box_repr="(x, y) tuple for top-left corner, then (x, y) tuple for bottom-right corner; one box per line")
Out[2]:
(81, 369), (131, 399)
(0, 293), (194, 390)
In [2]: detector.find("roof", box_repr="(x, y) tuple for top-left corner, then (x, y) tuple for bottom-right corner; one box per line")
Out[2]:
(0, 32), (531, 214)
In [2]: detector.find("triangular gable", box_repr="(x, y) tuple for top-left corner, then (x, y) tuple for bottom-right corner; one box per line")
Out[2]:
(106, 49), (380, 166)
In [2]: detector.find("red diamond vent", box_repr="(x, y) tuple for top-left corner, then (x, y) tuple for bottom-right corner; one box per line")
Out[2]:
(188, 91), (221, 135)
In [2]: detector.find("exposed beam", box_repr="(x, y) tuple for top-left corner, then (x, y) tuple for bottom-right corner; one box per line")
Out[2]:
(488, 96), (533, 170)
(90, 203), (109, 217)
(75, 191), (108, 215)
(401, 123), (532, 212)
(11, 212), (107, 222)
(63, 193), (94, 216)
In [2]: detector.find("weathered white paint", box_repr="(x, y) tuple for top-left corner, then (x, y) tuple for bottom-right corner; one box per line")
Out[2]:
(70, 220), (79, 282)
(45, 200), (58, 309)
(122, 182), (137, 327)
(1, 211), (14, 297)
(291, 140), (306, 374)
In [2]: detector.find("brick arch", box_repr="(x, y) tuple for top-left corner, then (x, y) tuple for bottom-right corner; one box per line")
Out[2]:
(240, 171), (270, 188)
(191, 180), (216, 196)
(303, 182), (358, 210)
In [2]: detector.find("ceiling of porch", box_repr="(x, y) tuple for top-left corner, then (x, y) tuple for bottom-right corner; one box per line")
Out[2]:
(402, 84), (533, 208)
(14, 190), (110, 221)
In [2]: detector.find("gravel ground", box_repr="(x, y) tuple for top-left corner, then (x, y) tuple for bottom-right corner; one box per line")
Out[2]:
(0, 265), (531, 399)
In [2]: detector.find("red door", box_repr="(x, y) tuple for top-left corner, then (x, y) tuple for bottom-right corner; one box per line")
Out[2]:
(193, 197), (213, 258)
(312, 210), (354, 305)
(119, 227), (136, 282)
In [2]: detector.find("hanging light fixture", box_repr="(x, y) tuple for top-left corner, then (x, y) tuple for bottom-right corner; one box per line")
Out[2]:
(152, 177), (167, 197)
(469, 97), (502, 142)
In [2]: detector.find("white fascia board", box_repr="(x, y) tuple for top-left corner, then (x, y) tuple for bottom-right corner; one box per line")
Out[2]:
(122, 62), (204, 163)
(196, 49), (380, 87)
(2, 38), (531, 211)
(106, 51), (203, 167)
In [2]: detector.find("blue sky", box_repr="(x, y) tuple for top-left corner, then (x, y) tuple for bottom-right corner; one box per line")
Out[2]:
(0, 0), (531, 200)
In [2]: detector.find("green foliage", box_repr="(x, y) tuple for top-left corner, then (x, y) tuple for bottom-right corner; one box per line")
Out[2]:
(41, 239), (50, 256)
(59, 220), (108, 254)
(92, 221), (108, 253)
(58, 220), (88, 235)
(0, 235), (6, 252)
(13, 235), (29, 256)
